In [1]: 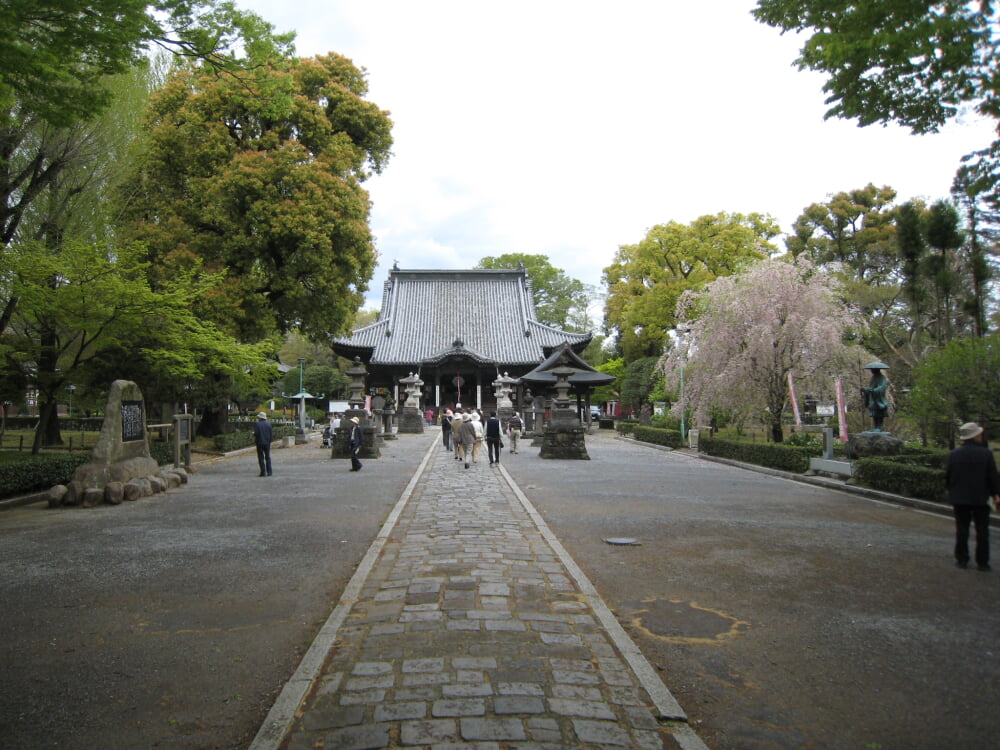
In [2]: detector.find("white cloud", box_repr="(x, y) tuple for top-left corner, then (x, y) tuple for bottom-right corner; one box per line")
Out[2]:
(239, 0), (996, 307)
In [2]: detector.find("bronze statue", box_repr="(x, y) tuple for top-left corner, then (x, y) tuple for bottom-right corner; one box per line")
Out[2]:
(861, 361), (890, 432)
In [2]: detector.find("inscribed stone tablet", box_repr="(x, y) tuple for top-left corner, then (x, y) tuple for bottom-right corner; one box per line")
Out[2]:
(121, 401), (144, 442)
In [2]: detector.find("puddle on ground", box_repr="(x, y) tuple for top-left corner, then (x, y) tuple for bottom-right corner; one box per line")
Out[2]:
(625, 597), (750, 645)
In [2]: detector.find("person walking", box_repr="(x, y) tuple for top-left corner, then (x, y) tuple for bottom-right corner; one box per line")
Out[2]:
(507, 412), (523, 454)
(348, 416), (364, 472)
(946, 421), (1000, 571)
(452, 409), (465, 462)
(469, 412), (484, 464)
(441, 409), (453, 451)
(485, 410), (502, 465)
(254, 412), (273, 477)
(458, 412), (477, 469)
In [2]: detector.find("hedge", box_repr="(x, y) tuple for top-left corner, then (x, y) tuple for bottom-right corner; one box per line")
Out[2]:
(700, 437), (813, 473)
(616, 421), (638, 436)
(632, 425), (684, 449)
(852, 458), (946, 502)
(0, 453), (91, 497)
(212, 425), (296, 452)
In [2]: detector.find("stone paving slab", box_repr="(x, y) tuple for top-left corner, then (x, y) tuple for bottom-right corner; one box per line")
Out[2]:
(252, 439), (707, 749)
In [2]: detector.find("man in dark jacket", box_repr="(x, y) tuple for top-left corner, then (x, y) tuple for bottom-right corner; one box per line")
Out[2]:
(485, 410), (502, 465)
(253, 412), (273, 477)
(946, 422), (1000, 571)
(348, 416), (364, 472)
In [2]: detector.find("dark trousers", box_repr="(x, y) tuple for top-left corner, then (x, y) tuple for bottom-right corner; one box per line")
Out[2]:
(350, 447), (363, 471)
(954, 504), (990, 566)
(487, 437), (501, 463)
(442, 429), (452, 451)
(256, 443), (272, 476)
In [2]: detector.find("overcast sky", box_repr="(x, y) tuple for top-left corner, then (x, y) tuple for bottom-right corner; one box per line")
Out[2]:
(238, 0), (996, 310)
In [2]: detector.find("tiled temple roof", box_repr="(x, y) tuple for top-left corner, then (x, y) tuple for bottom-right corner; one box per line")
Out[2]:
(332, 269), (591, 366)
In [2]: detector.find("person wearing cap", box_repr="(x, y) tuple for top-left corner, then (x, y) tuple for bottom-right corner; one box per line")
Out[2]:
(946, 421), (1000, 571)
(348, 416), (364, 471)
(452, 409), (465, 462)
(469, 412), (484, 464)
(507, 412), (523, 454)
(253, 412), (273, 477)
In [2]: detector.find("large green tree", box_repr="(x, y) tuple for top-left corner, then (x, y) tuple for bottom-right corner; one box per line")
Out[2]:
(475, 253), (590, 331)
(604, 212), (779, 361)
(4, 241), (271, 452)
(910, 334), (1000, 444)
(786, 184), (899, 283)
(753, 0), (1000, 203)
(120, 52), (393, 344)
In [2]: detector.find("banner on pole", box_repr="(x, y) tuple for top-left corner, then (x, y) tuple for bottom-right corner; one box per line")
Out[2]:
(835, 378), (848, 442)
(787, 372), (802, 428)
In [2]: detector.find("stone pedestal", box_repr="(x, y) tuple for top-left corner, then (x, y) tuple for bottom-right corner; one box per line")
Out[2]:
(849, 431), (903, 458)
(398, 406), (425, 434)
(539, 419), (590, 460)
(382, 408), (398, 440)
(330, 410), (382, 460)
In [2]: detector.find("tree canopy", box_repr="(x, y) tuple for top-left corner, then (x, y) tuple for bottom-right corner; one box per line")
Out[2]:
(753, 0), (1000, 204)
(0, 0), (293, 127)
(604, 212), (779, 360)
(119, 52), (393, 343)
(476, 253), (591, 331)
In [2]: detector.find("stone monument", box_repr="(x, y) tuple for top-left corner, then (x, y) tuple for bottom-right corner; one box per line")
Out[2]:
(51, 380), (188, 507)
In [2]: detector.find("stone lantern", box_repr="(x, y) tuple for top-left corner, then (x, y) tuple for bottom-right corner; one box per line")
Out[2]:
(331, 357), (381, 461)
(397, 372), (425, 434)
(346, 357), (368, 409)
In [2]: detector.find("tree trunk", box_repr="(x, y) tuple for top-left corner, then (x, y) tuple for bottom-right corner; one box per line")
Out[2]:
(770, 419), (783, 443)
(196, 405), (231, 438)
(32, 400), (62, 454)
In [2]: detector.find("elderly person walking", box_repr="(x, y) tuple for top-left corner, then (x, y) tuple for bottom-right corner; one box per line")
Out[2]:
(452, 409), (465, 462)
(458, 411), (477, 469)
(946, 421), (1000, 571)
(469, 412), (484, 464)
(507, 412), (523, 454)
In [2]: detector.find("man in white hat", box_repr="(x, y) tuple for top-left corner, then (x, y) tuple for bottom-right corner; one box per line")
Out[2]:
(946, 422), (999, 570)
(253, 412), (273, 477)
(347, 416), (364, 472)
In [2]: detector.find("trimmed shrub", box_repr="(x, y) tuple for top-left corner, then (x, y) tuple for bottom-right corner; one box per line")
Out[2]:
(616, 421), (638, 436)
(212, 425), (296, 452)
(633, 425), (684, 449)
(853, 458), (946, 502)
(0, 453), (91, 497)
(700, 437), (813, 473)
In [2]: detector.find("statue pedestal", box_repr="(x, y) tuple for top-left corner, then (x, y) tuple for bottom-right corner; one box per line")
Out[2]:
(849, 431), (902, 458)
(539, 420), (590, 460)
(398, 406), (424, 434)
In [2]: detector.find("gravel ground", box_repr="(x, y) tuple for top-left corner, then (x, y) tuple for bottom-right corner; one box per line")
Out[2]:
(0, 434), (431, 750)
(3, 428), (998, 750)
(504, 430), (1000, 750)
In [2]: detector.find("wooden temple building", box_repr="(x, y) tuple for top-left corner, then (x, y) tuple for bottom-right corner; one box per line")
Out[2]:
(331, 267), (593, 413)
